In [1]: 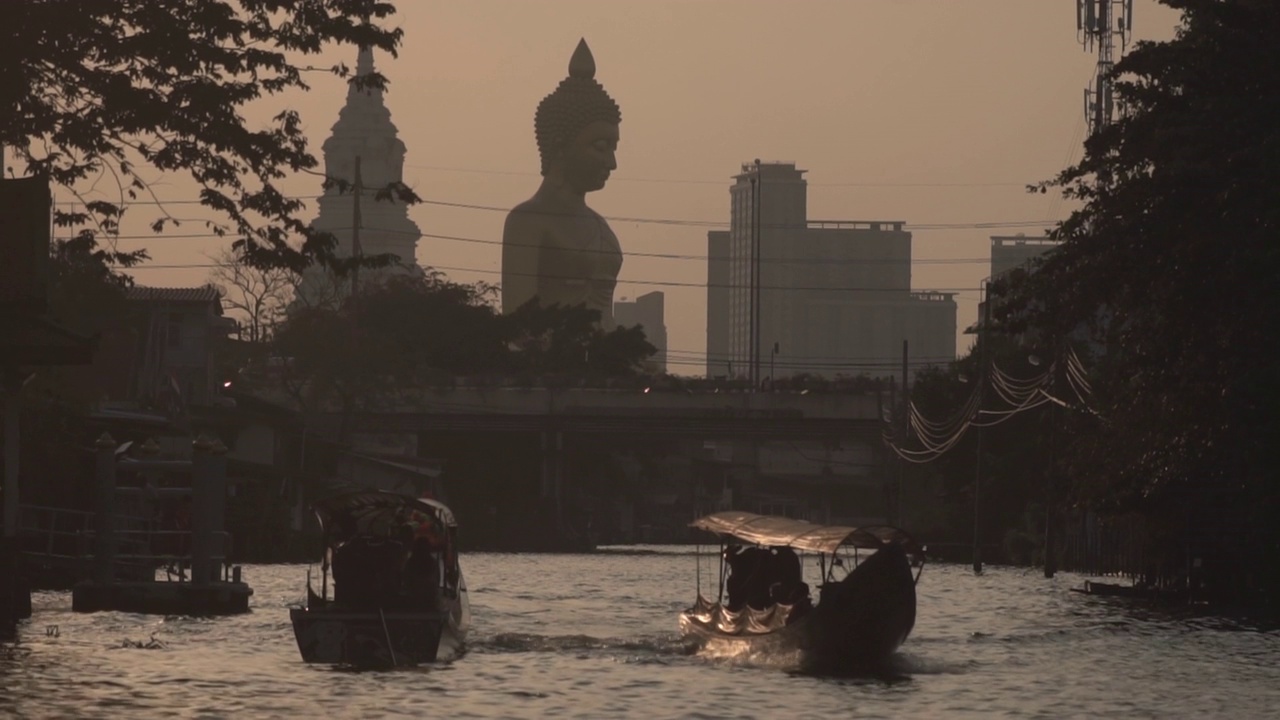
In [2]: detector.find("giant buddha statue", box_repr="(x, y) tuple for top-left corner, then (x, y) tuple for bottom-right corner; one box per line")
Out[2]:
(501, 39), (623, 329)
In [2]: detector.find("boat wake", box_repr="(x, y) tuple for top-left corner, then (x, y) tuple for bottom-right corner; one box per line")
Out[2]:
(472, 631), (693, 658)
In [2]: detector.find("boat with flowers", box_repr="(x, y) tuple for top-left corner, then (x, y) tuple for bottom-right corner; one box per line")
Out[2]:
(680, 511), (923, 672)
(289, 491), (470, 667)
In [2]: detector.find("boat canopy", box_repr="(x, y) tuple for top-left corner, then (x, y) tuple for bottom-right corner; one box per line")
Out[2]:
(312, 491), (457, 547)
(690, 511), (918, 556)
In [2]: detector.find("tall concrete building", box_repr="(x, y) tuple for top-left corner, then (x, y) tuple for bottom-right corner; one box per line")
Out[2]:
(615, 291), (667, 373)
(991, 234), (1059, 279)
(705, 231), (731, 377)
(969, 233), (1062, 336)
(294, 47), (422, 308)
(706, 161), (956, 384)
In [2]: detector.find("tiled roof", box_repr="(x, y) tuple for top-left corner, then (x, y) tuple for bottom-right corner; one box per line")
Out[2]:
(126, 284), (223, 304)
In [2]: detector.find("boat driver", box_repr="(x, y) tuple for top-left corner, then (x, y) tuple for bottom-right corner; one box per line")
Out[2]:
(401, 510), (444, 605)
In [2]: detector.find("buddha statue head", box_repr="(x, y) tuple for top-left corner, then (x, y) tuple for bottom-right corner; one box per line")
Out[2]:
(534, 39), (622, 194)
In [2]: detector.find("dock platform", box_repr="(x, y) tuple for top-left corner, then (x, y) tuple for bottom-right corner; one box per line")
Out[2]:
(72, 578), (253, 615)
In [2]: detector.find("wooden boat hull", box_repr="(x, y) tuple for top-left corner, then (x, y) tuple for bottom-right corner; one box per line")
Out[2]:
(290, 605), (466, 667)
(680, 543), (917, 672)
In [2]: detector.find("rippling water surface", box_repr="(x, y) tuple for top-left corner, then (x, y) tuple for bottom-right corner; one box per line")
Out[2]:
(4, 547), (1279, 719)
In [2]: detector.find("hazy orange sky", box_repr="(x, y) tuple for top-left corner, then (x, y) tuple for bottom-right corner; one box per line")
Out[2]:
(75, 0), (1182, 376)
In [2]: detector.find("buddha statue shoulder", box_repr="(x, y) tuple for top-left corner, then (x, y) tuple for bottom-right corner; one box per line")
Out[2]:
(501, 39), (624, 330)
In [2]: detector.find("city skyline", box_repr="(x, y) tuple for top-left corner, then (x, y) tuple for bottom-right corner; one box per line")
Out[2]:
(41, 0), (1182, 376)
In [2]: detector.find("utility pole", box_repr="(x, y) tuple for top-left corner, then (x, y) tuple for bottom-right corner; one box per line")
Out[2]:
(750, 158), (763, 390)
(1078, 0), (1134, 135)
(898, 339), (908, 528)
(350, 156), (364, 298)
(973, 281), (992, 574)
(1044, 343), (1060, 579)
(747, 175), (757, 387)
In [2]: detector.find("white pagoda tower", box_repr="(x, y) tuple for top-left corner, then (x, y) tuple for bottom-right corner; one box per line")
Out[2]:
(295, 46), (422, 307)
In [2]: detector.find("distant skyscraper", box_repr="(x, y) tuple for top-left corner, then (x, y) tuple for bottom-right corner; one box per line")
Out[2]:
(615, 291), (667, 373)
(967, 234), (1062, 336)
(294, 46), (422, 307)
(705, 231), (731, 377)
(706, 161), (956, 384)
(990, 234), (1059, 279)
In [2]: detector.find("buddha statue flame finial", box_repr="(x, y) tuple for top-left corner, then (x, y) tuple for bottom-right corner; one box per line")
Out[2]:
(568, 37), (596, 79)
(534, 38), (621, 177)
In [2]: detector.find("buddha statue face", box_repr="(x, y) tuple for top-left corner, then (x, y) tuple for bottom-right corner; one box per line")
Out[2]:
(534, 39), (621, 195)
(555, 120), (619, 194)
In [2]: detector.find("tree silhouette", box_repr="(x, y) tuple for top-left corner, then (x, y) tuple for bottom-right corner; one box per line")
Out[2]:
(207, 248), (294, 343)
(1001, 0), (1279, 588)
(5, 0), (408, 272)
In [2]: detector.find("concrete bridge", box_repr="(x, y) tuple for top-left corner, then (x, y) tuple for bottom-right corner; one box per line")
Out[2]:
(291, 387), (895, 547)
(308, 386), (886, 440)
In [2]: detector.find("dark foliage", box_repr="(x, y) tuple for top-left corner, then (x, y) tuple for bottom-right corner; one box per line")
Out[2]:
(994, 0), (1279, 594)
(260, 275), (657, 412)
(4, 0), (409, 272)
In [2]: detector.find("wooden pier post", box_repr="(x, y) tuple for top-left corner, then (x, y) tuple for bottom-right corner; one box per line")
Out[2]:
(190, 434), (214, 589)
(208, 438), (228, 575)
(93, 432), (117, 586)
(73, 432), (251, 615)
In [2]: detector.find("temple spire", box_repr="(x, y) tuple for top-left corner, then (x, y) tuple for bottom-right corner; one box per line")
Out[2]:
(297, 39), (420, 306)
(356, 45), (375, 78)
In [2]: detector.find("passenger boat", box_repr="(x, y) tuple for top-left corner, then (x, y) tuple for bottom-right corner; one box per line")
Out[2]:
(289, 491), (470, 667)
(679, 511), (924, 673)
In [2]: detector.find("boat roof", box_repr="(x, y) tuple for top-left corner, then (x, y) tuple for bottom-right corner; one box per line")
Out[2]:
(312, 490), (457, 544)
(690, 511), (917, 555)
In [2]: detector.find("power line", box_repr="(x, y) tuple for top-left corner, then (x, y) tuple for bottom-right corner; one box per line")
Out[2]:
(55, 192), (1054, 232)
(67, 219), (1018, 276)
(403, 163), (1032, 189)
(57, 225), (1000, 266)
(427, 263), (983, 295)
(664, 349), (956, 364)
(123, 258), (985, 296)
(414, 197), (1052, 231)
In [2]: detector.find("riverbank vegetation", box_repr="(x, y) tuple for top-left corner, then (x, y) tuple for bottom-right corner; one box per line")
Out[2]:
(901, 0), (1279, 608)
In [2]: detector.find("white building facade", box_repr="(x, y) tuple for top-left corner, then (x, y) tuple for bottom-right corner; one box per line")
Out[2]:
(294, 47), (422, 308)
(706, 162), (956, 384)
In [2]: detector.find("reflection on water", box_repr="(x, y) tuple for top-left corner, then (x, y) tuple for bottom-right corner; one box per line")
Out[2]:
(3, 550), (1280, 719)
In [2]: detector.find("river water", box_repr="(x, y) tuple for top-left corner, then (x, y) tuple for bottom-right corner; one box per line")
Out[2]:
(3, 547), (1279, 719)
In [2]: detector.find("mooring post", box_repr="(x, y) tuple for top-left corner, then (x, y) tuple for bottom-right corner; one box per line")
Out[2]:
(552, 431), (564, 534)
(137, 438), (161, 534)
(3, 379), (21, 540)
(208, 437), (228, 579)
(190, 434), (214, 589)
(93, 432), (117, 586)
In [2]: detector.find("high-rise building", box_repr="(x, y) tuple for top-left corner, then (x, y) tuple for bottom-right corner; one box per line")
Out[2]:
(707, 161), (956, 384)
(705, 231), (731, 378)
(294, 47), (422, 308)
(991, 234), (1059, 279)
(969, 233), (1063, 336)
(614, 291), (667, 373)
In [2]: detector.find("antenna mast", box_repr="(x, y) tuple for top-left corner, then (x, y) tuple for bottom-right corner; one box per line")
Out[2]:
(1077, 0), (1134, 135)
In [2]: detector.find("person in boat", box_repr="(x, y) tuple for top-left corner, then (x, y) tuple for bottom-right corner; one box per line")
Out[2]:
(725, 544), (811, 612)
(400, 510), (445, 608)
(331, 518), (408, 609)
(724, 545), (771, 611)
(766, 546), (809, 605)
